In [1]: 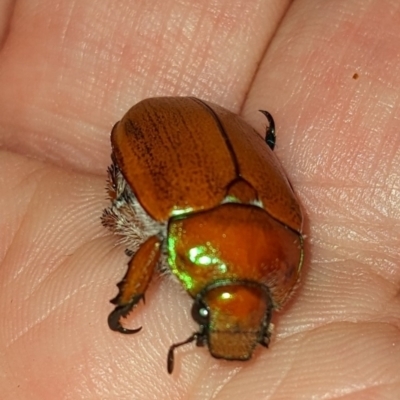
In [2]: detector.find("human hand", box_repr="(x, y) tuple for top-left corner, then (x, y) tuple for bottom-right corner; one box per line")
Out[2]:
(1, 1), (399, 399)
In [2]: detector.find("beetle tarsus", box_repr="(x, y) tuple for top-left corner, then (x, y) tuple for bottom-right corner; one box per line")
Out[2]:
(108, 304), (143, 334)
(259, 110), (276, 151)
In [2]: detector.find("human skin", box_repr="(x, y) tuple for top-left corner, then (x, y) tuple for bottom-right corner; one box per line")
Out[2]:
(0, 0), (399, 399)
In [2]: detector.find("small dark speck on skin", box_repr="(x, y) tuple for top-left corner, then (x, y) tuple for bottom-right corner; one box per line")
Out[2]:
(353, 73), (359, 80)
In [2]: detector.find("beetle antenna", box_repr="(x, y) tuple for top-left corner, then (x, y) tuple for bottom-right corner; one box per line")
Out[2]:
(259, 110), (276, 151)
(167, 333), (198, 374)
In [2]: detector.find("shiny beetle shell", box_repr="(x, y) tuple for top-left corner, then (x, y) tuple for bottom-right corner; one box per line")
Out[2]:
(111, 97), (301, 230)
(102, 96), (304, 374)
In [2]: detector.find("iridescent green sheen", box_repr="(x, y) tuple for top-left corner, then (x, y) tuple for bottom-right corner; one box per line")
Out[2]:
(188, 246), (226, 272)
(222, 194), (240, 203)
(167, 232), (194, 290)
(170, 206), (194, 216)
(167, 235), (228, 292)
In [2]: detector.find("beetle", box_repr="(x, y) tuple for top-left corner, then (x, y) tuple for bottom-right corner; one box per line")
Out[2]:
(101, 97), (304, 373)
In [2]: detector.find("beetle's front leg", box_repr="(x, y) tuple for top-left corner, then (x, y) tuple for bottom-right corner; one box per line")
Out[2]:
(108, 235), (162, 334)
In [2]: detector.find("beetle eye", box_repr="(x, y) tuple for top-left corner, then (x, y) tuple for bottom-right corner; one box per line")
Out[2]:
(191, 299), (209, 325)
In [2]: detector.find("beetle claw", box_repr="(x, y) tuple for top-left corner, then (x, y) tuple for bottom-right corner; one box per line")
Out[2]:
(259, 110), (276, 151)
(108, 303), (142, 334)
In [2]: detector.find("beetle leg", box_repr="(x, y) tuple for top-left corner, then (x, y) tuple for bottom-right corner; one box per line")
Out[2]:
(259, 110), (276, 151)
(260, 306), (274, 347)
(167, 333), (199, 374)
(260, 328), (271, 348)
(108, 235), (162, 334)
(108, 301), (143, 334)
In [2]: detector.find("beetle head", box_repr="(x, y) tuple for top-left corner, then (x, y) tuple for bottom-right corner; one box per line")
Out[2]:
(168, 282), (272, 373)
(195, 282), (271, 359)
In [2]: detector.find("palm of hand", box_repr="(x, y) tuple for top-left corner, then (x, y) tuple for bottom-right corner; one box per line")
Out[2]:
(0, 1), (399, 399)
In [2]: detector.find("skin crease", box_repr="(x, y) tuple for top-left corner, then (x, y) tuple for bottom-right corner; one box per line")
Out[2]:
(0, 0), (399, 398)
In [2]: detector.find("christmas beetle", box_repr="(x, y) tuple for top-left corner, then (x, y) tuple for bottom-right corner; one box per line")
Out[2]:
(102, 97), (304, 373)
